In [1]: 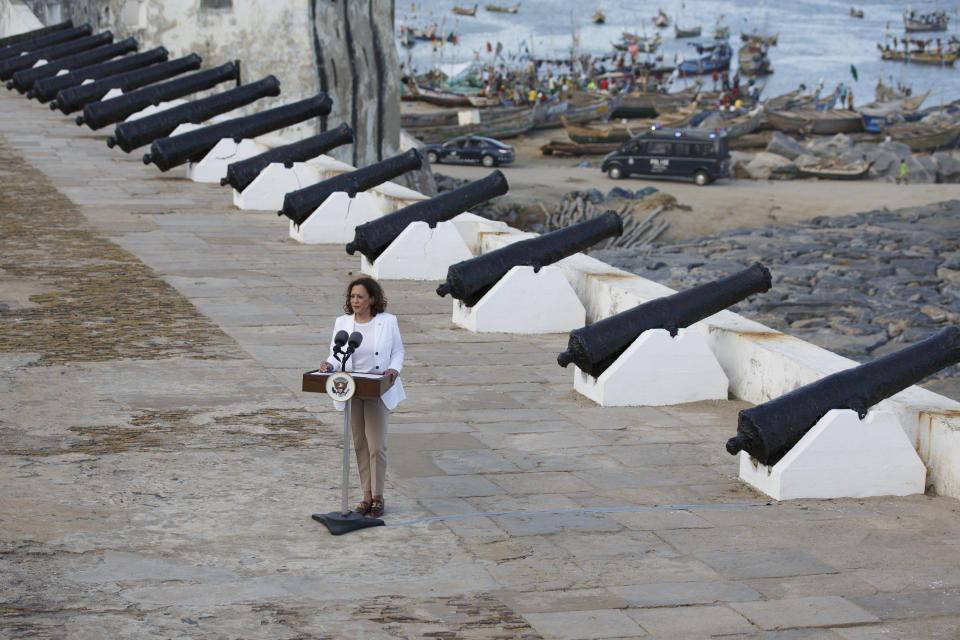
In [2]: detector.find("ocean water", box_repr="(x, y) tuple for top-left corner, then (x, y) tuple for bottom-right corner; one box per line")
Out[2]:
(396, 0), (960, 108)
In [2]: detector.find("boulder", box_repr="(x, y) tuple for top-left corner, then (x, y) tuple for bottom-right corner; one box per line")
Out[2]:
(746, 152), (793, 180)
(765, 131), (808, 160)
(793, 153), (819, 168)
(731, 159), (752, 179)
(932, 151), (960, 182)
(805, 133), (855, 158)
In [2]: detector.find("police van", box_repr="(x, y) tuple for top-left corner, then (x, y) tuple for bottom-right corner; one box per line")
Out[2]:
(600, 125), (730, 185)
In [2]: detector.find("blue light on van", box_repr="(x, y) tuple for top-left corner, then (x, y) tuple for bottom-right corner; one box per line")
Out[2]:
(708, 133), (716, 138)
(674, 131), (682, 137)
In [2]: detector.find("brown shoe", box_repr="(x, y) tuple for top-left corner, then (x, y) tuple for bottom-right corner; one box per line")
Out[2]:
(353, 500), (371, 515)
(369, 497), (384, 518)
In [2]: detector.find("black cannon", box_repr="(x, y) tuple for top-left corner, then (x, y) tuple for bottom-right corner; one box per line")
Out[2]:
(726, 325), (960, 467)
(1, 31), (112, 82)
(52, 54), (202, 114)
(78, 61), (238, 129)
(10, 37), (137, 93)
(0, 20), (73, 49)
(221, 123), (354, 193)
(437, 209), (623, 307)
(31, 46), (168, 102)
(0, 24), (91, 62)
(143, 92), (333, 172)
(557, 262), (772, 377)
(279, 148), (422, 224)
(344, 170), (509, 263)
(107, 75), (280, 152)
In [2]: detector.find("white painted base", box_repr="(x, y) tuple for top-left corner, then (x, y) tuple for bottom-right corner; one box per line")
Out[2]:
(739, 409), (927, 500)
(186, 138), (267, 183)
(289, 191), (386, 245)
(452, 265), (585, 334)
(574, 328), (729, 407)
(360, 220), (473, 280)
(234, 162), (322, 211)
(124, 98), (188, 122)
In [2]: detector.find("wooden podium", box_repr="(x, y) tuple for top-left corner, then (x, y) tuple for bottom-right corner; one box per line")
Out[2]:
(302, 370), (394, 398)
(303, 368), (394, 535)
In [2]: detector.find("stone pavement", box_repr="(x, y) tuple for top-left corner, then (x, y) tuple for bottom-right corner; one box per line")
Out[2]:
(2, 89), (960, 640)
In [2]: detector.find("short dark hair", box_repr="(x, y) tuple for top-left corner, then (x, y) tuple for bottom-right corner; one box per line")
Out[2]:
(343, 277), (387, 316)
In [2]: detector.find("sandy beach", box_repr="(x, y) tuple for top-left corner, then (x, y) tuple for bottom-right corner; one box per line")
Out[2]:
(429, 126), (960, 242)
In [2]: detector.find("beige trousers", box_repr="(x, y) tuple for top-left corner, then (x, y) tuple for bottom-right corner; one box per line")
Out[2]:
(349, 397), (389, 496)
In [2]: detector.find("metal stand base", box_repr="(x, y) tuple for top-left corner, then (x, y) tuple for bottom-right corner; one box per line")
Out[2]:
(312, 511), (384, 535)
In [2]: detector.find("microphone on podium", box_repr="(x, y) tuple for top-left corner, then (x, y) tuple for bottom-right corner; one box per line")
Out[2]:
(346, 332), (363, 354)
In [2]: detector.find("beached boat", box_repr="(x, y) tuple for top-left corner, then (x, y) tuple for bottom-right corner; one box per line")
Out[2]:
(540, 140), (621, 156)
(903, 10), (948, 33)
(611, 81), (697, 119)
(885, 121), (960, 152)
(764, 107), (864, 134)
(692, 107), (764, 138)
(453, 4), (477, 16)
(484, 3), (519, 12)
(561, 105), (699, 144)
(872, 80), (929, 109)
(531, 91), (621, 130)
(405, 106), (536, 144)
(412, 85), (473, 107)
(766, 86), (809, 110)
(798, 160), (871, 180)
(675, 25), (702, 38)
(878, 45), (956, 66)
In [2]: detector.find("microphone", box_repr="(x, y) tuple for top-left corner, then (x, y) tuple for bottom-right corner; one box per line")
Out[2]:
(333, 330), (349, 349)
(346, 331), (363, 353)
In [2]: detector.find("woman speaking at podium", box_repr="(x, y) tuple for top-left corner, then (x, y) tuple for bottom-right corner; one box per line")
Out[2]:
(319, 277), (404, 518)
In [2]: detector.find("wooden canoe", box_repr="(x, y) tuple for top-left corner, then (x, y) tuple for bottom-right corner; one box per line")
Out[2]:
(885, 121), (960, 152)
(797, 160), (872, 180)
(764, 107), (864, 134)
(405, 106), (535, 144)
(453, 4), (478, 16)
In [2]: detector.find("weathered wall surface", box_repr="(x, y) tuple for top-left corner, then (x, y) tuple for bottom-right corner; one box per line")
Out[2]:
(9, 0), (431, 189)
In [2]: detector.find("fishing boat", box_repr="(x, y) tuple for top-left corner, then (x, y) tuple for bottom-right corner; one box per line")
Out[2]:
(903, 9), (948, 33)
(849, 8), (864, 19)
(613, 33), (662, 53)
(875, 78), (915, 102)
(766, 86), (812, 110)
(593, 9), (605, 24)
(884, 121), (960, 152)
(740, 32), (778, 46)
(484, 3), (519, 13)
(453, 4), (477, 16)
(713, 15), (730, 40)
(764, 107), (864, 134)
(675, 25), (702, 38)
(878, 44), (956, 66)
(678, 40), (732, 76)
(652, 9), (669, 28)
(798, 160), (871, 180)
(738, 43), (773, 76)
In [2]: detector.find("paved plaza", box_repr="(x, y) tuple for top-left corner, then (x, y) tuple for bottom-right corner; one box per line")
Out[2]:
(2, 90), (960, 639)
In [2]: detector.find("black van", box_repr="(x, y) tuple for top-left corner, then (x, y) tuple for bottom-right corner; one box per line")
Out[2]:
(600, 126), (729, 185)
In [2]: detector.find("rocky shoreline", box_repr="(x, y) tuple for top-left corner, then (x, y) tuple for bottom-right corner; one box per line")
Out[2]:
(732, 130), (960, 183)
(592, 199), (960, 399)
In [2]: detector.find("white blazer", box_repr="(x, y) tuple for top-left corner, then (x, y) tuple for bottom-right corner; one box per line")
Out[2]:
(325, 312), (406, 411)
